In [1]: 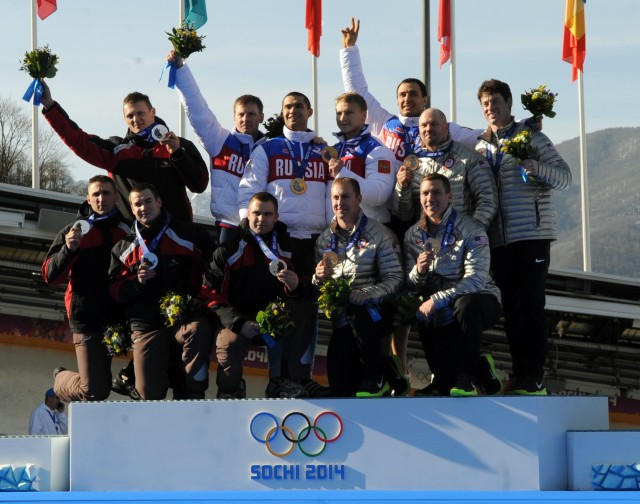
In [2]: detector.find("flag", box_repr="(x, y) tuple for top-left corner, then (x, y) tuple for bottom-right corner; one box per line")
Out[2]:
(37, 0), (57, 20)
(184, 0), (207, 30)
(438, 0), (451, 68)
(562, 0), (586, 82)
(305, 0), (322, 57)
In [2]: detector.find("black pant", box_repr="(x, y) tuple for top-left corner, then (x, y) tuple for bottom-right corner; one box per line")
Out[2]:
(327, 303), (392, 397)
(491, 240), (550, 379)
(418, 293), (501, 392)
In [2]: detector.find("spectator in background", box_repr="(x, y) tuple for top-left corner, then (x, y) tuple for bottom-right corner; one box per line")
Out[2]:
(29, 389), (68, 435)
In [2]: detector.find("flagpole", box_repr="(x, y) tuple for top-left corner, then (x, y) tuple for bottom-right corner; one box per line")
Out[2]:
(449, 0), (456, 122)
(30, 0), (40, 189)
(312, 55), (318, 132)
(177, 0), (186, 138)
(422, 0), (431, 108)
(578, 70), (590, 272)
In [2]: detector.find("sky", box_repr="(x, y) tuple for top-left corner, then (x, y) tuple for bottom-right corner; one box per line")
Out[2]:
(2, 0), (639, 182)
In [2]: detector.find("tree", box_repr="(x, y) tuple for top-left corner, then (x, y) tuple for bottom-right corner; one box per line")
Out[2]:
(0, 95), (72, 191)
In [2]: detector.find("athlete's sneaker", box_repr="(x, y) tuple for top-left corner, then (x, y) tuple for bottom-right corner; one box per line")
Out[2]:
(302, 379), (332, 398)
(53, 367), (66, 380)
(265, 377), (282, 398)
(507, 376), (548, 396)
(279, 379), (308, 398)
(413, 383), (441, 397)
(450, 373), (478, 397)
(355, 377), (391, 398)
(111, 367), (141, 401)
(384, 355), (410, 397)
(217, 379), (246, 399)
(477, 354), (504, 395)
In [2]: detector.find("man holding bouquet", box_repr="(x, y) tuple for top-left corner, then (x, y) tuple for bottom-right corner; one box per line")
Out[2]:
(314, 178), (403, 397)
(475, 78), (571, 395)
(202, 192), (323, 399)
(109, 183), (213, 400)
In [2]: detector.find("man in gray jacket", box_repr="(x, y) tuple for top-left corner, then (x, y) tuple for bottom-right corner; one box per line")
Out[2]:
(405, 174), (501, 396)
(314, 178), (403, 397)
(475, 79), (571, 395)
(393, 108), (497, 230)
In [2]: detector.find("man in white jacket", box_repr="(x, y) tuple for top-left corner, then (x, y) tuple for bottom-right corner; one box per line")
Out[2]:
(168, 51), (266, 244)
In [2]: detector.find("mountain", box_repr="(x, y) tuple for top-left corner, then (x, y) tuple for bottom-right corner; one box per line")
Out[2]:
(552, 127), (640, 278)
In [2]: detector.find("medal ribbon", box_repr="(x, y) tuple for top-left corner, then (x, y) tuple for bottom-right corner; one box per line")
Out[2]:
(337, 129), (367, 158)
(420, 208), (457, 251)
(136, 123), (163, 144)
(402, 125), (420, 158)
(135, 212), (171, 256)
(250, 230), (279, 262)
(485, 123), (517, 177)
(86, 207), (118, 225)
(328, 215), (368, 255)
(283, 138), (313, 179)
(417, 142), (453, 159)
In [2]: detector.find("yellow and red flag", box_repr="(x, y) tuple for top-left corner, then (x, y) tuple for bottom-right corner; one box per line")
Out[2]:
(438, 0), (451, 68)
(562, 0), (586, 82)
(37, 0), (57, 20)
(305, 0), (322, 57)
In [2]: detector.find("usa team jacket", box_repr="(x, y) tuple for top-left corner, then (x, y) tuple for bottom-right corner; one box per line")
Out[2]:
(404, 206), (501, 318)
(201, 220), (313, 333)
(339, 46), (480, 159)
(42, 202), (131, 334)
(109, 212), (213, 332)
(392, 138), (497, 230)
(175, 65), (266, 227)
(43, 103), (208, 222)
(327, 125), (397, 224)
(475, 120), (571, 247)
(238, 128), (329, 238)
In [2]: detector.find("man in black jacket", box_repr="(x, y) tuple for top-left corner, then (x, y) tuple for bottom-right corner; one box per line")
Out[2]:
(203, 192), (328, 398)
(43, 175), (131, 401)
(40, 83), (208, 222)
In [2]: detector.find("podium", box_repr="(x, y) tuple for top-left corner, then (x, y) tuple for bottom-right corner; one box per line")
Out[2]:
(68, 396), (608, 492)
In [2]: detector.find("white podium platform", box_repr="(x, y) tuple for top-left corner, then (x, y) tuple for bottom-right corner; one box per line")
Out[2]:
(68, 396), (608, 492)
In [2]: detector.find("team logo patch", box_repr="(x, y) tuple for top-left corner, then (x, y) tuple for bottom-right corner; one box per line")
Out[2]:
(474, 236), (488, 246)
(357, 237), (369, 249)
(377, 160), (391, 174)
(443, 157), (455, 169)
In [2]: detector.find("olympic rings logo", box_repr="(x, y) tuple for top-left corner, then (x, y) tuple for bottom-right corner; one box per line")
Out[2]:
(250, 411), (344, 458)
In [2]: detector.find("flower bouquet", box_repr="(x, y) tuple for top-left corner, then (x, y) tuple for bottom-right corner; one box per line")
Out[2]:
(159, 292), (191, 327)
(392, 293), (424, 328)
(318, 277), (352, 319)
(501, 130), (534, 182)
(103, 324), (131, 357)
(521, 84), (557, 119)
(20, 45), (58, 106)
(256, 298), (294, 348)
(166, 22), (206, 58)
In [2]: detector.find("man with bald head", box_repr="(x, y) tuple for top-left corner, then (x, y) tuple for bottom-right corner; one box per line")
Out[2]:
(393, 108), (496, 230)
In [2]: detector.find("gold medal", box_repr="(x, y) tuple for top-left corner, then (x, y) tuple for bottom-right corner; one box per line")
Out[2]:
(322, 251), (339, 267)
(321, 146), (339, 163)
(424, 238), (441, 254)
(403, 154), (419, 171)
(290, 178), (307, 195)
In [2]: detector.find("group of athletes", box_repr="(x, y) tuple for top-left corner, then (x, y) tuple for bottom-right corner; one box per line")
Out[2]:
(38, 18), (571, 402)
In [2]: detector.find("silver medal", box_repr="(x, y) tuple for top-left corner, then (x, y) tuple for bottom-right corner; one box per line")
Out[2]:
(151, 124), (169, 141)
(269, 259), (287, 276)
(141, 252), (159, 269)
(72, 220), (91, 236)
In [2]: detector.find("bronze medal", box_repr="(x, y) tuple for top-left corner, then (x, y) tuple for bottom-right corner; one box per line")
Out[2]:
(403, 154), (419, 171)
(290, 178), (307, 195)
(322, 251), (339, 267)
(321, 146), (338, 163)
